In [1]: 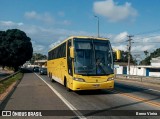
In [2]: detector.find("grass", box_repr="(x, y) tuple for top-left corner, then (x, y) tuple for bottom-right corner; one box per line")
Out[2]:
(0, 73), (23, 94)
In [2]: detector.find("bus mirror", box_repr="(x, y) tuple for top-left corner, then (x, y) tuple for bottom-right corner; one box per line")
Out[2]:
(70, 47), (74, 58)
(113, 49), (121, 61)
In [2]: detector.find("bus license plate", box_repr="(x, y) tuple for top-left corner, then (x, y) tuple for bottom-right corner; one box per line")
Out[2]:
(93, 84), (100, 87)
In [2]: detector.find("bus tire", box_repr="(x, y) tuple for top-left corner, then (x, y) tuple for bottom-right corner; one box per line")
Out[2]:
(50, 73), (55, 82)
(64, 78), (71, 92)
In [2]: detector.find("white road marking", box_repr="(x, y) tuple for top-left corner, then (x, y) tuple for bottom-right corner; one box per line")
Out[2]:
(35, 73), (87, 119)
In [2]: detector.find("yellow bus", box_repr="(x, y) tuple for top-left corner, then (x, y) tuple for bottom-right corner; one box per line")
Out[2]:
(47, 36), (118, 91)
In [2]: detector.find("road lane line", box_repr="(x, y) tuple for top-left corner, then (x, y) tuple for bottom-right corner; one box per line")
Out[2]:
(35, 73), (87, 119)
(109, 89), (160, 108)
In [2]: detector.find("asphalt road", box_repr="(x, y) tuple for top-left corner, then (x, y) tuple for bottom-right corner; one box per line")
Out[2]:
(1, 72), (160, 119)
(39, 73), (160, 119)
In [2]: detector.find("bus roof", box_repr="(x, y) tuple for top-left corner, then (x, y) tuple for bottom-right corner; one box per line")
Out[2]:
(48, 36), (109, 52)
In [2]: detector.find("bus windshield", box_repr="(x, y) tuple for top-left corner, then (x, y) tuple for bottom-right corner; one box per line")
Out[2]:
(74, 38), (113, 76)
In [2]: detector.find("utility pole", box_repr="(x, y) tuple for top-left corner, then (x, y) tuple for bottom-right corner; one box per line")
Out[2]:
(127, 35), (134, 78)
(94, 15), (99, 37)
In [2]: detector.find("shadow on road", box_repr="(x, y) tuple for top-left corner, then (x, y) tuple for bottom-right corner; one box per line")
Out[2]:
(20, 68), (33, 73)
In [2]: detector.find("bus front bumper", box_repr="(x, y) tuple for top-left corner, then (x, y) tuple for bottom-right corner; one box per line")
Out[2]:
(72, 80), (114, 91)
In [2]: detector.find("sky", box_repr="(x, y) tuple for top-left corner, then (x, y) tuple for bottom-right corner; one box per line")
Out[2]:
(1, 0), (160, 61)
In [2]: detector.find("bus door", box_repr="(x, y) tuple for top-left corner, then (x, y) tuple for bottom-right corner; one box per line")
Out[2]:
(66, 39), (73, 87)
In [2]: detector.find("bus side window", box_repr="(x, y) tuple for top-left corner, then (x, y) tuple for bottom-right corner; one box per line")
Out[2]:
(67, 39), (73, 76)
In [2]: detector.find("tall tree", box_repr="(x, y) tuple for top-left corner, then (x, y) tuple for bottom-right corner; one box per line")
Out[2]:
(0, 31), (6, 69)
(30, 53), (47, 64)
(144, 50), (149, 57)
(120, 51), (135, 63)
(0, 29), (33, 71)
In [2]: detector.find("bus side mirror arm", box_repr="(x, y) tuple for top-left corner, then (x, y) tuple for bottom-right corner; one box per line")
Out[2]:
(70, 47), (74, 59)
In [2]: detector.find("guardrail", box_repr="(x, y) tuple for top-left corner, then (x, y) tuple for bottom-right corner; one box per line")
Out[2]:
(115, 74), (160, 85)
(0, 71), (20, 82)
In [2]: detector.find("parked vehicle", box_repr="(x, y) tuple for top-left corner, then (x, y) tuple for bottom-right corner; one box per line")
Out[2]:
(39, 67), (47, 75)
(33, 67), (39, 72)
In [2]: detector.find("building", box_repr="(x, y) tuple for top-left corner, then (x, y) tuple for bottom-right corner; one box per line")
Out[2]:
(34, 60), (47, 67)
(150, 56), (160, 66)
(115, 57), (160, 77)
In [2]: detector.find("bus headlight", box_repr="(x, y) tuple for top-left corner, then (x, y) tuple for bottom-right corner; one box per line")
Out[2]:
(73, 78), (85, 82)
(107, 77), (114, 81)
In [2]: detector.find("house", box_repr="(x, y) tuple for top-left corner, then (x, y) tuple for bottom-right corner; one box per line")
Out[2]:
(115, 57), (160, 77)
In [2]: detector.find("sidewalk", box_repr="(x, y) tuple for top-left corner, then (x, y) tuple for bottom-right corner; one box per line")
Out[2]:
(116, 74), (160, 85)
(1, 73), (70, 110)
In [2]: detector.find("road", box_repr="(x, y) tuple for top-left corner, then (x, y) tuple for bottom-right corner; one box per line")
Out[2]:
(1, 72), (160, 119)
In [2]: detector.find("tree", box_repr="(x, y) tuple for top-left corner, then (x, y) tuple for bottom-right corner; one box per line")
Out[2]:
(0, 29), (33, 71)
(140, 48), (160, 65)
(120, 51), (135, 63)
(30, 53), (47, 64)
(0, 31), (6, 69)
(144, 50), (149, 57)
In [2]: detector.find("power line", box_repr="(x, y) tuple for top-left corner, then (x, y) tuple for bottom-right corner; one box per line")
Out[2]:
(133, 42), (160, 44)
(134, 28), (160, 36)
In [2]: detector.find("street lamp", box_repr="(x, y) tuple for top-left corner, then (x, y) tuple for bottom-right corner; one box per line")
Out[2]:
(94, 15), (99, 37)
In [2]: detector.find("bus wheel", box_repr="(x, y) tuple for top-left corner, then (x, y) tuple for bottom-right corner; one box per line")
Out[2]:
(50, 73), (55, 82)
(64, 78), (71, 92)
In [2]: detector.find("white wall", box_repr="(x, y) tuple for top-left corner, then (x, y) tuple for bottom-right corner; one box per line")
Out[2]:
(115, 65), (160, 77)
(115, 66), (123, 74)
(129, 66), (146, 76)
(149, 72), (160, 77)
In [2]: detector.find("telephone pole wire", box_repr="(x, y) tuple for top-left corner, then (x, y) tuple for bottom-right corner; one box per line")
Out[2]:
(127, 35), (134, 78)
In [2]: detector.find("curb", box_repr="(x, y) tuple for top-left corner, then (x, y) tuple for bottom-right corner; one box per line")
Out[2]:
(115, 76), (160, 85)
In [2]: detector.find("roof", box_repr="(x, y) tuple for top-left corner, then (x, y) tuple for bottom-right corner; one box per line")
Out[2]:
(35, 60), (47, 63)
(48, 36), (109, 52)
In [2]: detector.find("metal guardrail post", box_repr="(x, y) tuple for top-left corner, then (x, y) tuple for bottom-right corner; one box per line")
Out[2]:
(0, 71), (20, 82)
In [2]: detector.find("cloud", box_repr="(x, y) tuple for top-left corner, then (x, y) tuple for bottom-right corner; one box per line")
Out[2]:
(24, 11), (54, 23)
(0, 21), (24, 27)
(113, 31), (128, 42)
(58, 11), (65, 17)
(132, 45), (155, 52)
(32, 41), (45, 53)
(61, 20), (71, 25)
(1, 20), (160, 59)
(110, 32), (160, 56)
(93, 0), (138, 22)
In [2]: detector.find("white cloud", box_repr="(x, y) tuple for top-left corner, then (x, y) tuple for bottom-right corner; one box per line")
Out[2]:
(0, 21), (24, 27)
(112, 45), (127, 51)
(1, 20), (160, 59)
(114, 31), (128, 42)
(24, 11), (54, 23)
(93, 0), (138, 22)
(132, 45), (155, 52)
(110, 32), (160, 58)
(32, 41), (45, 53)
(58, 11), (65, 17)
(61, 20), (71, 25)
